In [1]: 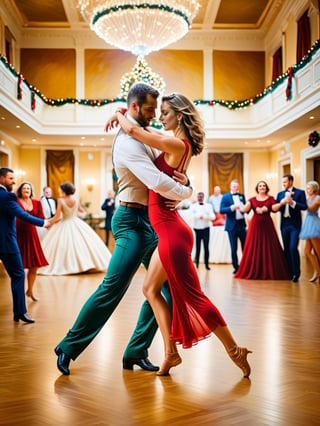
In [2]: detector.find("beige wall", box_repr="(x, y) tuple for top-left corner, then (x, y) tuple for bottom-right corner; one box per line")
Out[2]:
(147, 50), (203, 99)
(213, 51), (265, 100)
(78, 150), (102, 214)
(20, 49), (76, 99)
(16, 148), (42, 197)
(85, 50), (133, 99)
(84, 49), (204, 100)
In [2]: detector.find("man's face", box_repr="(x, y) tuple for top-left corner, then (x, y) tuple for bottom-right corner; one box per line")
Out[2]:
(135, 94), (157, 127)
(0, 172), (15, 192)
(197, 193), (204, 203)
(230, 182), (239, 193)
(214, 186), (221, 195)
(282, 177), (292, 190)
(44, 187), (52, 197)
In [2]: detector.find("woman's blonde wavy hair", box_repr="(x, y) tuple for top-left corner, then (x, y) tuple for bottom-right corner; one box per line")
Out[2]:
(162, 93), (205, 156)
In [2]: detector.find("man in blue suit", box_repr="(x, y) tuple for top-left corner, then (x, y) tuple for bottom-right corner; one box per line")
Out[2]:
(0, 167), (48, 323)
(220, 179), (247, 273)
(274, 174), (307, 282)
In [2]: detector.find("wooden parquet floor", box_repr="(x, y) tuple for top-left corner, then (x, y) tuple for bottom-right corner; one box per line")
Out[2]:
(0, 254), (319, 426)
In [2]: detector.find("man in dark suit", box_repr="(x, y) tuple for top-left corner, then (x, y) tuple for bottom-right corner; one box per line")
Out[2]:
(273, 174), (307, 282)
(220, 179), (247, 273)
(0, 167), (49, 323)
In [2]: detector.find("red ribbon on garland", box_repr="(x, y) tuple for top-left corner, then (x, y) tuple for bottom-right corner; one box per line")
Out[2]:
(17, 75), (22, 100)
(286, 67), (293, 101)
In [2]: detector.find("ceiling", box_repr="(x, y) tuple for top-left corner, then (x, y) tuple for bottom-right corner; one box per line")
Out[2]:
(11, 0), (273, 30)
(1, 0), (319, 150)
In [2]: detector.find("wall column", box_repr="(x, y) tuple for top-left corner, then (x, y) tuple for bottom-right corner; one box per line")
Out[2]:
(75, 48), (85, 99)
(203, 48), (213, 99)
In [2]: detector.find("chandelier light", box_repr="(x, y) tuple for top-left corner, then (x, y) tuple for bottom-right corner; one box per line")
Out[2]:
(78, 1), (200, 56)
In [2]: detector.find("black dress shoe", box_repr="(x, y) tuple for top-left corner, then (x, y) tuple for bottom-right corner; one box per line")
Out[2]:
(205, 265), (211, 270)
(122, 357), (159, 371)
(13, 313), (35, 323)
(233, 268), (238, 274)
(292, 275), (299, 283)
(55, 347), (71, 375)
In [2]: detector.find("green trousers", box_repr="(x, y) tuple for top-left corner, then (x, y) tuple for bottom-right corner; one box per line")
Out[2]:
(58, 205), (171, 360)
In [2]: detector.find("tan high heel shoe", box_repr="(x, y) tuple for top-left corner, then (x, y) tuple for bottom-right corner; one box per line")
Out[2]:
(157, 352), (182, 376)
(309, 272), (320, 282)
(228, 346), (252, 378)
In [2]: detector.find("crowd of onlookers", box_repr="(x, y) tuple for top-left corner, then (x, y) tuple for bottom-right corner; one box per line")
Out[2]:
(183, 175), (320, 283)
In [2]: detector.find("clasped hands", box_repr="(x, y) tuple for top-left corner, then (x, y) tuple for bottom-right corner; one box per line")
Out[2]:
(44, 219), (53, 229)
(281, 191), (295, 206)
(255, 206), (268, 214)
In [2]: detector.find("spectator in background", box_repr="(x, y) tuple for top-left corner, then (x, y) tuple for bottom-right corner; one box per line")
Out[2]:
(38, 186), (57, 240)
(41, 186), (57, 219)
(220, 179), (247, 274)
(208, 185), (225, 226)
(235, 180), (289, 280)
(208, 185), (223, 213)
(299, 180), (320, 283)
(273, 174), (307, 282)
(101, 189), (116, 247)
(0, 168), (49, 324)
(191, 191), (216, 270)
(16, 181), (49, 301)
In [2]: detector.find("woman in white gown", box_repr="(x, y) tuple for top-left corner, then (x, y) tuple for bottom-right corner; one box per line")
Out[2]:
(38, 182), (111, 275)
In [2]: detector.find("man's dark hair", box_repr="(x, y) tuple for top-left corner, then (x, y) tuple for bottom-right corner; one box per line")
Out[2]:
(283, 173), (294, 182)
(127, 82), (159, 108)
(0, 167), (14, 177)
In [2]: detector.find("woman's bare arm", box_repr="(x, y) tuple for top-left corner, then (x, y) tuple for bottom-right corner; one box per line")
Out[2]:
(116, 112), (185, 155)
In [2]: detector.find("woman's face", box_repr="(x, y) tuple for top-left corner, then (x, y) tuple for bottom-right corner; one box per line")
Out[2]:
(21, 183), (32, 198)
(257, 182), (267, 193)
(159, 101), (177, 131)
(306, 185), (314, 196)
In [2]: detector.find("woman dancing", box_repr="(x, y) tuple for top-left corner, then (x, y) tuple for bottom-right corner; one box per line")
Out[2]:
(109, 93), (252, 377)
(39, 182), (111, 275)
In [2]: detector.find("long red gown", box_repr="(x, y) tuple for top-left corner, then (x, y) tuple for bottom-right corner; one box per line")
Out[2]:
(235, 196), (289, 280)
(148, 141), (226, 349)
(16, 199), (48, 268)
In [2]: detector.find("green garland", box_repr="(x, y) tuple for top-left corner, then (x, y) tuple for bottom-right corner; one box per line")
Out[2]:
(0, 39), (319, 113)
(92, 4), (191, 27)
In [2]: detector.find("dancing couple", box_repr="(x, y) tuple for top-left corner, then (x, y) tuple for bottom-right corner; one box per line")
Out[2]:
(55, 83), (251, 379)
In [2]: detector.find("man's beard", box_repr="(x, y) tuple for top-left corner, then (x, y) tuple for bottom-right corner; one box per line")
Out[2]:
(136, 109), (149, 128)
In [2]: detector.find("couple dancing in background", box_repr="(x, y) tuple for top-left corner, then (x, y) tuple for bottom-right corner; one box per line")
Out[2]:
(54, 83), (251, 379)
(38, 182), (111, 275)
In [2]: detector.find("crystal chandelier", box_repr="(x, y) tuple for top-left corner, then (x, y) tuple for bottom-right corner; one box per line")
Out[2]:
(78, 1), (200, 56)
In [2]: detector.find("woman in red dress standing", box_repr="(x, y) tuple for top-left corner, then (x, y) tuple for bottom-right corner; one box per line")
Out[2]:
(112, 93), (252, 378)
(16, 181), (48, 301)
(235, 181), (289, 280)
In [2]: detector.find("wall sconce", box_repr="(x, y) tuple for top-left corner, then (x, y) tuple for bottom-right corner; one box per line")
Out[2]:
(15, 169), (26, 181)
(86, 179), (96, 192)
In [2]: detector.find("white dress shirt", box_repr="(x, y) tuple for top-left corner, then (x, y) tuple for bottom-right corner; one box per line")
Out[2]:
(41, 196), (57, 219)
(191, 202), (216, 229)
(113, 114), (193, 205)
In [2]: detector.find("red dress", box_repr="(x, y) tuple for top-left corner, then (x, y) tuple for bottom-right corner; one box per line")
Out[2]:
(16, 199), (49, 268)
(235, 196), (289, 280)
(148, 141), (226, 348)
